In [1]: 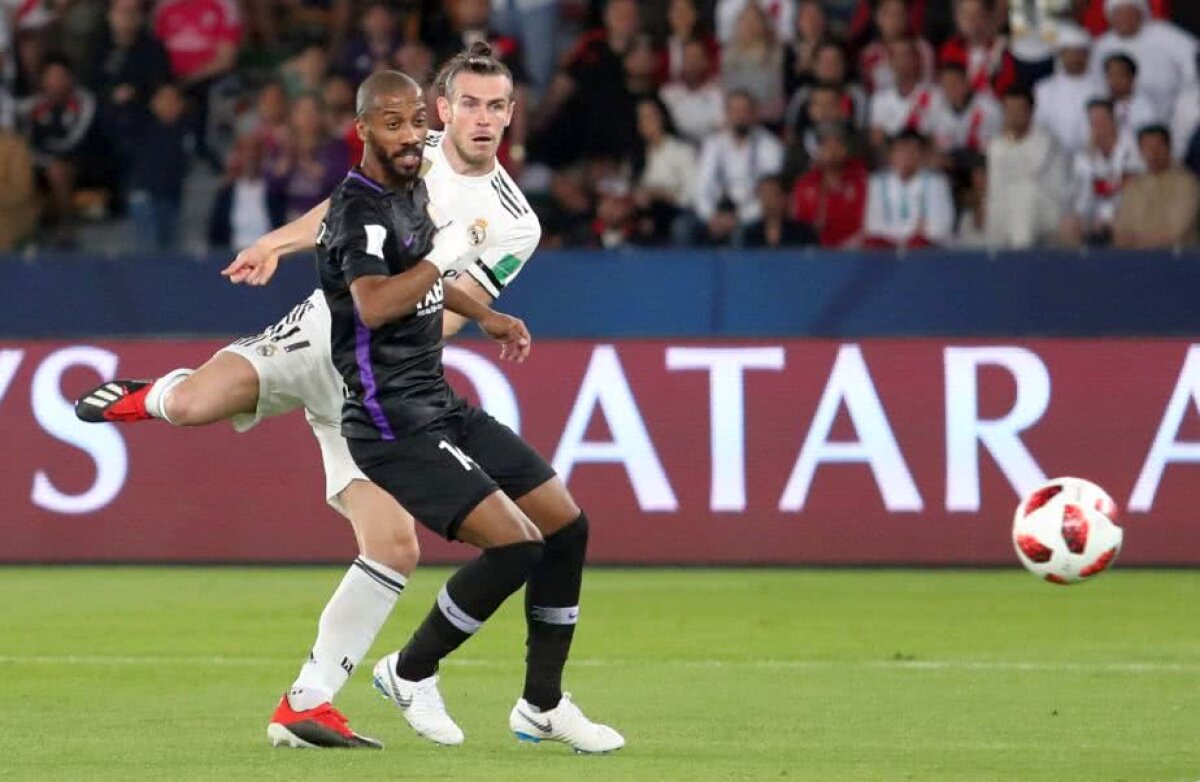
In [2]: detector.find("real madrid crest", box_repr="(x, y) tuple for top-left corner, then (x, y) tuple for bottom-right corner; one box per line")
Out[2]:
(468, 218), (488, 247)
(256, 344), (277, 358)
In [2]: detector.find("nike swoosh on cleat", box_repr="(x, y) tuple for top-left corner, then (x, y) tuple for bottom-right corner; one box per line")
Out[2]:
(519, 710), (552, 733)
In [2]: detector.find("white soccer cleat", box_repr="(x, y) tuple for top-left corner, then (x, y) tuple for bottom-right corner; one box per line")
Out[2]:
(509, 693), (625, 754)
(371, 653), (464, 746)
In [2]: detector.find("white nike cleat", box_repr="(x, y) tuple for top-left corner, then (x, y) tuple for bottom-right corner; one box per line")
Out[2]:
(509, 693), (625, 754)
(371, 653), (464, 746)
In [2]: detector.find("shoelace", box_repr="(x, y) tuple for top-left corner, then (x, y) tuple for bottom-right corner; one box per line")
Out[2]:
(413, 679), (447, 714)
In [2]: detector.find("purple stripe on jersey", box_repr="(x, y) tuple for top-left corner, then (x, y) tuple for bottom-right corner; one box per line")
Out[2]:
(348, 169), (388, 193)
(352, 310), (396, 440)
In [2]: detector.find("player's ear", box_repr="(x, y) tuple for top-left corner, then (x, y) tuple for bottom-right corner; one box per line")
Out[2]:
(436, 95), (452, 125)
(503, 97), (514, 128)
(355, 115), (369, 144)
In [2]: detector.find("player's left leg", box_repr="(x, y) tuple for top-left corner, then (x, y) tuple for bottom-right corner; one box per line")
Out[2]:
(269, 425), (421, 750)
(458, 410), (624, 753)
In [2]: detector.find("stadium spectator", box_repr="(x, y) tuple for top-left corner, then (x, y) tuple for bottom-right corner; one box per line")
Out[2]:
(239, 80), (290, 162)
(334, 2), (401, 85)
(720, 3), (785, 123)
(531, 0), (640, 167)
(867, 38), (937, 154)
(864, 129), (954, 248)
(89, 0), (171, 115)
(715, 0), (796, 46)
(18, 57), (110, 247)
(1062, 98), (1143, 247)
(594, 192), (637, 248)
(323, 73), (361, 167)
(0, 119), (37, 250)
(153, 0), (242, 164)
(488, 0), (559, 99)
(938, 0), (1016, 96)
(1090, 0), (1197, 117)
(783, 0), (828, 96)
(784, 80), (857, 177)
(280, 42), (330, 99)
(660, 38), (726, 145)
(926, 61), (1002, 172)
(986, 88), (1066, 249)
(857, 0), (935, 94)
(266, 93), (349, 222)
(1114, 124), (1200, 248)
(118, 82), (190, 251)
(632, 97), (697, 245)
(952, 153), (989, 248)
(689, 89), (785, 244)
(660, 0), (719, 86)
(1033, 23), (1099, 158)
(1104, 53), (1162, 139)
(208, 131), (280, 252)
(791, 120), (868, 248)
(738, 174), (817, 248)
(541, 166), (596, 248)
(783, 41), (868, 133)
(1080, 0), (1171, 35)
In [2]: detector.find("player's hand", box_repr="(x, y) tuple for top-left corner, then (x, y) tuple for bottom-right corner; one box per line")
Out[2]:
(480, 312), (531, 363)
(221, 242), (280, 286)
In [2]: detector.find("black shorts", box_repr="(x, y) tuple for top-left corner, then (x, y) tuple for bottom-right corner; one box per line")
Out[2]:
(347, 405), (557, 541)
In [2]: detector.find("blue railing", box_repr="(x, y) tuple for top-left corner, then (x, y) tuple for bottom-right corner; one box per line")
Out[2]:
(6, 249), (1200, 338)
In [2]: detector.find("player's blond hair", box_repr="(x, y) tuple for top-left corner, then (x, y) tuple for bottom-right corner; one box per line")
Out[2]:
(435, 41), (514, 101)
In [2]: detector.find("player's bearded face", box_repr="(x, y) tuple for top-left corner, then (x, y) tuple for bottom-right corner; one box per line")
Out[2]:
(361, 95), (428, 182)
(440, 74), (514, 167)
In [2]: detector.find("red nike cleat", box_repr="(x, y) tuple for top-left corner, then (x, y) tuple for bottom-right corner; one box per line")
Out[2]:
(74, 379), (153, 423)
(267, 695), (383, 749)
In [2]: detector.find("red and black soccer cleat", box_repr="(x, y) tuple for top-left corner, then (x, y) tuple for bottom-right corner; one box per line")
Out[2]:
(74, 379), (153, 423)
(266, 695), (383, 749)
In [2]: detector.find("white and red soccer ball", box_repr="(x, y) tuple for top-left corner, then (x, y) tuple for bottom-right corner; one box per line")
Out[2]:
(1012, 477), (1124, 585)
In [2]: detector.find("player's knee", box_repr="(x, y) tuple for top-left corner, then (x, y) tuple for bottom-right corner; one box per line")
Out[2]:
(362, 532), (419, 576)
(161, 380), (203, 426)
(548, 511), (588, 552)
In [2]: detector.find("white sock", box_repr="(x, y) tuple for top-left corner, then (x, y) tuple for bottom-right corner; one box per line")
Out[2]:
(289, 556), (407, 711)
(143, 368), (193, 423)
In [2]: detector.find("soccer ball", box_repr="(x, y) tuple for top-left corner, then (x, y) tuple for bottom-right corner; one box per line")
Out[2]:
(1012, 477), (1123, 585)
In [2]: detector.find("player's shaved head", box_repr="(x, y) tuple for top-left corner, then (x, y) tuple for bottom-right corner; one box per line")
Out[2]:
(356, 70), (422, 117)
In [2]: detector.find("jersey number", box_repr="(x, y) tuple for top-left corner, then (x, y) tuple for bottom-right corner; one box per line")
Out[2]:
(439, 441), (474, 471)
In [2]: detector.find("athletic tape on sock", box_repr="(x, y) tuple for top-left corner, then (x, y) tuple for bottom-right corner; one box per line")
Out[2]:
(437, 584), (483, 635)
(528, 605), (580, 625)
(145, 368), (193, 423)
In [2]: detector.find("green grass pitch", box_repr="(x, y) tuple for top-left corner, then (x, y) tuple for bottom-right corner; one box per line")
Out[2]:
(0, 567), (1196, 781)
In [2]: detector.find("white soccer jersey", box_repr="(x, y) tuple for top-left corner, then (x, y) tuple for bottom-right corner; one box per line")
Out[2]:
(925, 89), (1002, 154)
(219, 132), (540, 513)
(422, 130), (542, 299)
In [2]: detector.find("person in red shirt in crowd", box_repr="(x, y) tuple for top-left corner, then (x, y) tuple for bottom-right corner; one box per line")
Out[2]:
(791, 121), (869, 247)
(1080, 0), (1170, 35)
(153, 0), (242, 166)
(939, 0), (1016, 96)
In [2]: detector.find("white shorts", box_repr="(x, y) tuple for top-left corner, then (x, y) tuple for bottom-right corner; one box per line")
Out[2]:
(219, 290), (368, 515)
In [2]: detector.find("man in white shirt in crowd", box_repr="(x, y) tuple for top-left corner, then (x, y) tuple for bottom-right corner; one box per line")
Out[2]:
(1091, 0), (1196, 118)
(715, 0), (795, 46)
(1103, 52), (1162, 139)
(1061, 98), (1144, 247)
(926, 61), (1002, 160)
(690, 89), (784, 245)
(868, 37), (937, 157)
(1034, 22), (1100, 158)
(986, 87), (1067, 249)
(660, 38), (725, 146)
(864, 129), (955, 249)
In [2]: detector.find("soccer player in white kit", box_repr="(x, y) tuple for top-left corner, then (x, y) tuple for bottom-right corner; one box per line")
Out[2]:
(75, 44), (622, 753)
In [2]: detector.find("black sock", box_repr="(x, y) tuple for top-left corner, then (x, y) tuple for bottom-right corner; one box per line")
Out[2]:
(396, 540), (543, 681)
(523, 513), (588, 710)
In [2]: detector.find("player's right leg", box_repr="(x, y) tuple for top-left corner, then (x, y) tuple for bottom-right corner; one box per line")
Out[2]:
(351, 433), (544, 746)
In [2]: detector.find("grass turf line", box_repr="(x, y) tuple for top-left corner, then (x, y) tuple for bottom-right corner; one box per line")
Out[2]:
(0, 567), (1195, 781)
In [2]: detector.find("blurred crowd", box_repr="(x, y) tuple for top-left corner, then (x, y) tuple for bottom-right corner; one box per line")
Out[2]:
(3, 0), (1200, 253)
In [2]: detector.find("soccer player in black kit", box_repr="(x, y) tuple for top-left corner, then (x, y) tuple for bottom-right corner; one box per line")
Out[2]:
(318, 70), (623, 752)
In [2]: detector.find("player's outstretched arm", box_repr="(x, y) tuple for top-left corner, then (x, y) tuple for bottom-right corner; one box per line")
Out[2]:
(221, 198), (333, 285)
(445, 284), (531, 363)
